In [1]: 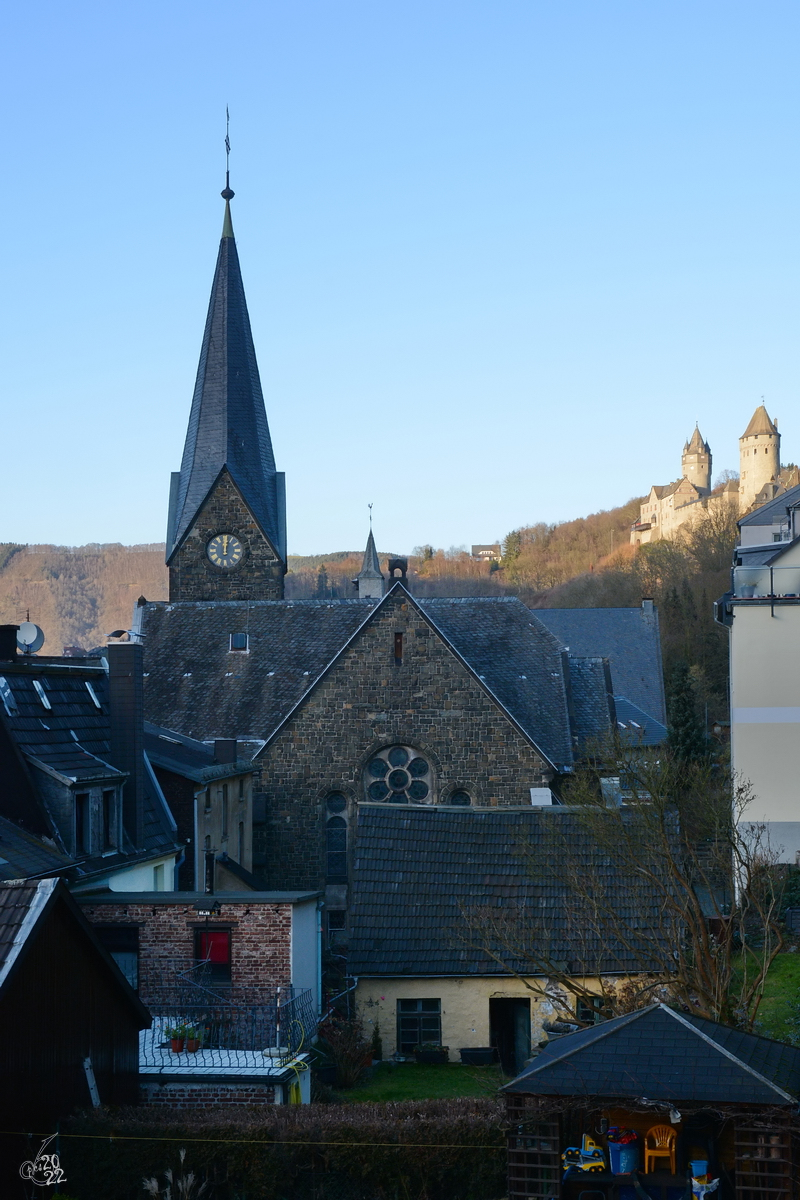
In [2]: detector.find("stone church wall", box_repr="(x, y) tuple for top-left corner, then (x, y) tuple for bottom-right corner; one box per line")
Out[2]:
(255, 591), (554, 891)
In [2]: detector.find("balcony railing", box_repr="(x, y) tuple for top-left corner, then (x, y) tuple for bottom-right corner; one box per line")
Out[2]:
(140, 979), (316, 1071)
(733, 565), (800, 599)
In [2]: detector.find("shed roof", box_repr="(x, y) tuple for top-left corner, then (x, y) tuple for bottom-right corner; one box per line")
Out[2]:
(503, 1003), (800, 1106)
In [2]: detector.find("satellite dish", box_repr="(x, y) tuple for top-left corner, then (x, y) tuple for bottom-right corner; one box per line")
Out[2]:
(17, 622), (45, 653)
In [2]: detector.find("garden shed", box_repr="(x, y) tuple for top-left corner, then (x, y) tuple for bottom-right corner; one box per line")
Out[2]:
(504, 1003), (800, 1200)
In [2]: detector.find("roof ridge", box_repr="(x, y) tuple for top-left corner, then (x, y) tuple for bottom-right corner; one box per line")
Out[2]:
(661, 1005), (796, 1103)
(511, 1006), (656, 1078)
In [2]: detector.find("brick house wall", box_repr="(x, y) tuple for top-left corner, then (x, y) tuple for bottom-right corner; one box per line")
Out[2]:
(80, 898), (293, 1003)
(255, 589), (554, 891)
(169, 470), (285, 603)
(140, 1080), (275, 1108)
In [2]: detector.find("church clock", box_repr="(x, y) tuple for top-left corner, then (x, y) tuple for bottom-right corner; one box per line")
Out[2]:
(206, 533), (244, 569)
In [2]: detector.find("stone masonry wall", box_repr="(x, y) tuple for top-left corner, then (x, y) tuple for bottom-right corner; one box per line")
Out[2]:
(255, 589), (553, 890)
(80, 900), (292, 1003)
(169, 470), (285, 602)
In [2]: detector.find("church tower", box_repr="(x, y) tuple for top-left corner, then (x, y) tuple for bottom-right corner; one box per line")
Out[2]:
(166, 179), (286, 602)
(681, 425), (712, 493)
(739, 404), (780, 513)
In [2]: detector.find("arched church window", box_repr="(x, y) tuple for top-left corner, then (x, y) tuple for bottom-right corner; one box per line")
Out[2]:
(364, 746), (433, 804)
(449, 790), (471, 806)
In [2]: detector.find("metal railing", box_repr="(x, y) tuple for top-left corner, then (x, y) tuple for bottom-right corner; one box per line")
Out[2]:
(141, 981), (316, 1070)
(733, 565), (800, 599)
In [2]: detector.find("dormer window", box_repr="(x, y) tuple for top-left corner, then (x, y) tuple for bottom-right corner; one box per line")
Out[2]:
(229, 633), (249, 652)
(33, 680), (51, 711)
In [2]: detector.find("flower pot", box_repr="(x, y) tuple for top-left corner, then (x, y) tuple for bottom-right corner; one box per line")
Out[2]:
(170, 1038), (185, 1053)
(459, 1047), (496, 1066)
(414, 1049), (449, 1064)
(186, 1039), (200, 1053)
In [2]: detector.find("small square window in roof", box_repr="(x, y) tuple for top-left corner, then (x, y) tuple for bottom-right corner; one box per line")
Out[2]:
(85, 681), (102, 709)
(32, 680), (52, 711)
(229, 633), (249, 651)
(0, 677), (18, 717)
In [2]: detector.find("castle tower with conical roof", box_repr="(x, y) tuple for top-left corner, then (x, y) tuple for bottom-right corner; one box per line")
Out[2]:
(681, 425), (712, 493)
(353, 528), (384, 599)
(739, 404), (780, 513)
(166, 180), (286, 601)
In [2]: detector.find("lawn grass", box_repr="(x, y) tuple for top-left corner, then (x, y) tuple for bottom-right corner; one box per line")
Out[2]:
(334, 1061), (507, 1102)
(754, 949), (800, 1042)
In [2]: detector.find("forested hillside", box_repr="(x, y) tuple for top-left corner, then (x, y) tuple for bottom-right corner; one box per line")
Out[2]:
(0, 495), (735, 723)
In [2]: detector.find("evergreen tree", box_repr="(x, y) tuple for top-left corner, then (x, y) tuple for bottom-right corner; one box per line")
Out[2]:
(667, 661), (706, 762)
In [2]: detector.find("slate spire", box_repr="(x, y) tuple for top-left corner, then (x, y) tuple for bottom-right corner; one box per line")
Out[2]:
(166, 181), (285, 565)
(354, 528), (384, 599)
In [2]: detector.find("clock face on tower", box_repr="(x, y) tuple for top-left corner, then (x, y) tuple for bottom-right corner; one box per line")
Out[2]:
(206, 534), (244, 570)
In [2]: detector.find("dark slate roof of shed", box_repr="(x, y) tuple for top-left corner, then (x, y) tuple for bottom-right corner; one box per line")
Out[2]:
(168, 207), (284, 562)
(534, 607), (667, 723)
(141, 590), (599, 769)
(348, 805), (669, 977)
(503, 1003), (800, 1106)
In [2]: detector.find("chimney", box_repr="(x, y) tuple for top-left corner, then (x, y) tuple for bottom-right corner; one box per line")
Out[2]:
(107, 642), (145, 847)
(642, 598), (654, 615)
(214, 738), (237, 765)
(0, 625), (18, 661)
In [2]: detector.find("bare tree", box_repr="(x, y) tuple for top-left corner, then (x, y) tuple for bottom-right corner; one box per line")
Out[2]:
(460, 744), (783, 1030)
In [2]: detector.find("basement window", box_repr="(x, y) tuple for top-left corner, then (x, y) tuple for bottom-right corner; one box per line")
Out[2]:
(85, 681), (102, 709)
(229, 633), (249, 652)
(33, 680), (52, 710)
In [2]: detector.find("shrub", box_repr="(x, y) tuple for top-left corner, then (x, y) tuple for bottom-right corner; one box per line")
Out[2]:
(62, 1098), (506, 1200)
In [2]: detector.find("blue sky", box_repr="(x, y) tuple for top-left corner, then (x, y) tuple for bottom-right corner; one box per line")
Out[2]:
(3, 2), (799, 554)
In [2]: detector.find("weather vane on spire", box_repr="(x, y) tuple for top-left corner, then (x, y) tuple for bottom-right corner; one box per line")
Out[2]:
(222, 107), (234, 202)
(368, 502), (373, 529)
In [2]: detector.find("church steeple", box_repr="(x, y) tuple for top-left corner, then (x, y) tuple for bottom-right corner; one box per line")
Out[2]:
(353, 527), (384, 599)
(166, 176), (286, 602)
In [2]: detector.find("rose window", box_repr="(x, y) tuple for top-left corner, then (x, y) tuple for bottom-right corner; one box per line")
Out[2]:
(365, 745), (433, 804)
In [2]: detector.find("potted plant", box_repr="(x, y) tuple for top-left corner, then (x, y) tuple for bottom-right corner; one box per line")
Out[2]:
(165, 1024), (186, 1053)
(370, 1022), (383, 1064)
(185, 1026), (201, 1053)
(413, 1043), (449, 1064)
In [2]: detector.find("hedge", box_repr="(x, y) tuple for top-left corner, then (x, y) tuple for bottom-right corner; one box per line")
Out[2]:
(55, 1098), (507, 1200)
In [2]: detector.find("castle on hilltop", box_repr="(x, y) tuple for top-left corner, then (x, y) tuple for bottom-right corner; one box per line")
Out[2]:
(630, 404), (799, 546)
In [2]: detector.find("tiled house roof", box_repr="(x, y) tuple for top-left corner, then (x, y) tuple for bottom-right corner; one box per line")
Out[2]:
(348, 805), (669, 977)
(503, 1003), (800, 1105)
(534, 606), (667, 724)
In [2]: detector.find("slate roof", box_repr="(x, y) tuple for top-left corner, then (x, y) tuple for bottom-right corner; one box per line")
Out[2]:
(141, 590), (611, 769)
(348, 805), (669, 977)
(566, 657), (614, 749)
(143, 721), (255, 784)
(534, 606), (667, 724)
(684, 425), (710, 454)
(614, 696), (667, 746)
(167, 199), (285, 564)
(0, 881), (41, 979)
(0, 660), (177, 867)
(357, 529), (383, 582)
(0, 815), (71, 882)
(503, 1003), (800, 1106)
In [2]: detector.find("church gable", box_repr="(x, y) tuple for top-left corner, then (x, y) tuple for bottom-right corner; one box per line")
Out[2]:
(256, 588), (559, 889)
(168, 468), (285, 602)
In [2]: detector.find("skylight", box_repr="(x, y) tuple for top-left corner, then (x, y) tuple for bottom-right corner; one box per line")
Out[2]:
(33, 680), (52, 711)
(85, 681), (102, 709)
(0, 677), (18, 717)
